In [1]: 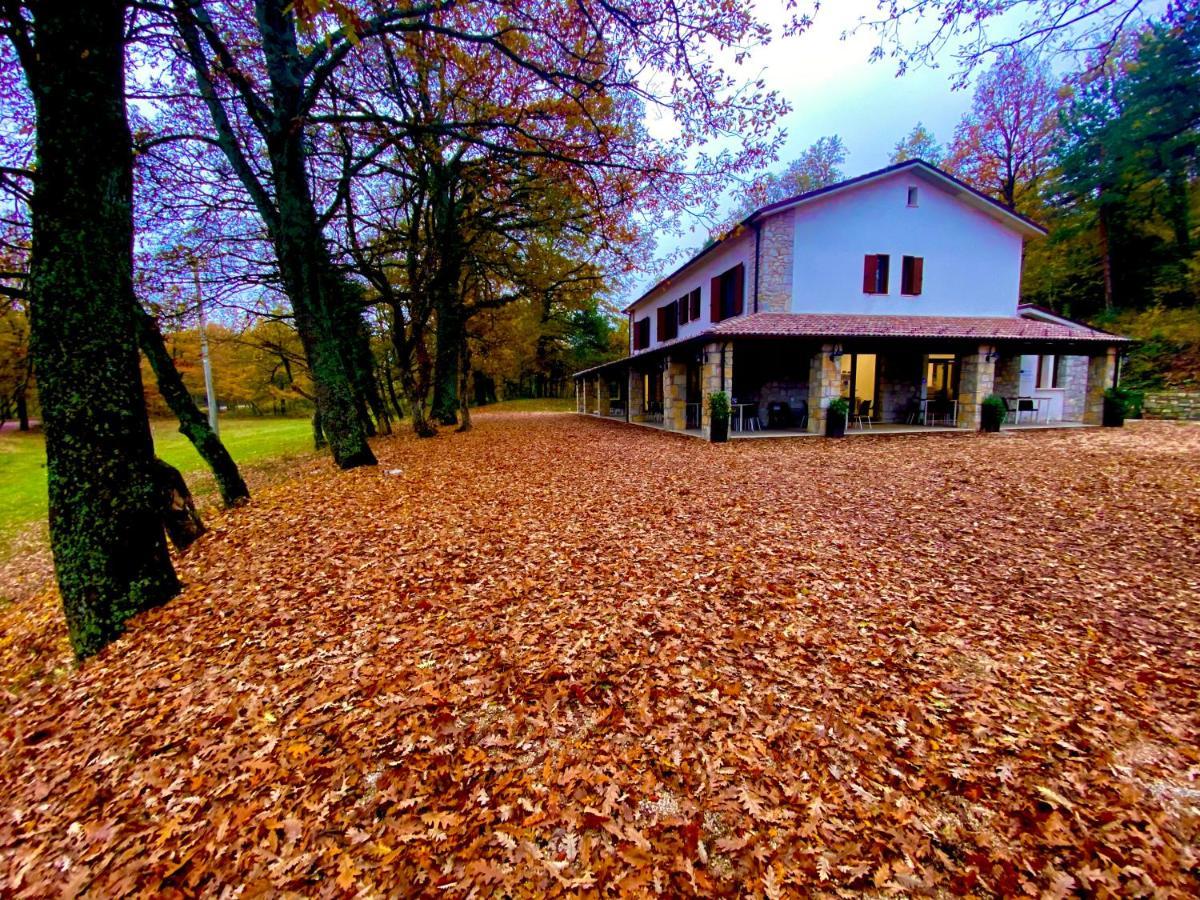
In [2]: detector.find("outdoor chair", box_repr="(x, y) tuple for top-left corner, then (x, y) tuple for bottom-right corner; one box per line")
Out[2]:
(766, 401), (793, 429)
(795, 400), (809, 430)
(1017, 397), (1038, 424)
(852, 400), (873, 430)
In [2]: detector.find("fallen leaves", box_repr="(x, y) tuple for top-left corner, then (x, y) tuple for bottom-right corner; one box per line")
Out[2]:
(0, 416), (1199, 895)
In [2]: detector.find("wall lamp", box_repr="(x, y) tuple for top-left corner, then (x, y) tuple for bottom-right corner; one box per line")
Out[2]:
(829, 344), (844, 363)
(985, 347), (1000, 363)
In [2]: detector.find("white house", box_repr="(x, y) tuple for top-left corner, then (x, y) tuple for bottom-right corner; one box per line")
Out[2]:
(574, 160), (1127, 437)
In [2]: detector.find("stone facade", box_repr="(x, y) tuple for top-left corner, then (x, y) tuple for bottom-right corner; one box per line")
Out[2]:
(807, 345), (842, 434)
(876, 353), (924, 423)
(756, 209), (795, 313)
(596, 375), (610, 416)
(1060, 355), (1089, 423)
(700, 342), (733, 438)
(993, 354), (1021, 400)
(628, 369), (646, 421)
(956, 346), (996, 429)
(1083, 349), (1117, 425)
(1144, 391), (1200, 420)
(664, 360), (688, 432)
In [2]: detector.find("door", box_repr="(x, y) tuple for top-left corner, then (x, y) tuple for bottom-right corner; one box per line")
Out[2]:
(840, 353), (877, 421)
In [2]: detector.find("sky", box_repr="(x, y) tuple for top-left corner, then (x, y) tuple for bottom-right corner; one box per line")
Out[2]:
(621, 1), (990, 307)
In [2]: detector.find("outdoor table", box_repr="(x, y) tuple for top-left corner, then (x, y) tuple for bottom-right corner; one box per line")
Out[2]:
(922, 399), (959, 426)
(732, 403), (755, 431)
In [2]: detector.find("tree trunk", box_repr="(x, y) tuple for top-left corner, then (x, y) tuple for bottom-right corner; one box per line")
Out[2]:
(1097, 201), (1115, 312)
(23, 0), (179, 658)
(15, 386), (29, 431)
(312, 409), (327, 449)
(151, 458), (206, 551)
(135, 306), (249, 506)
(456, 339), (473, 433)
(431, 297), (462, 426)
(382, 355), (405, 420)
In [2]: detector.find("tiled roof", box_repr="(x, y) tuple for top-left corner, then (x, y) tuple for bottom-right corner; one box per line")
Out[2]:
(711, 312), (1128, 343)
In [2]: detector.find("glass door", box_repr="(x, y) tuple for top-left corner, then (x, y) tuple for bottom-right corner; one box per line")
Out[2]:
(840, 353), (877, 422)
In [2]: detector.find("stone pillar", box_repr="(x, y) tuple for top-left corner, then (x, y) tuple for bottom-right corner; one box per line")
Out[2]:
(597, 376), (611, 416)
(580, 379), (587, 413)
(1083, 348), (1117, 425)
(1061, 356), (1089, 422)
(699, 342), (733, 438)
(664, 359), (688, 431)
(756, 210), (795, 313)
(629, 369), (645, 422)
(957, 345), (996, 430)
(807, 344), (842, 434)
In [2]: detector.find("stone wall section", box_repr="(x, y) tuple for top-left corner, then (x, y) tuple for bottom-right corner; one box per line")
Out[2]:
(877, 353), (924, 423)
(957, 346), (996, 429)
(1060, 355), (1089, 423)
(993, 355), (1021, 400)
(664, 360), (688, 432)
(756, 209), (795, 313)
(596, 375), (610, 416)
(700, 343), (733, 437)
(1144, 391), (1200, 420)
(628, 370), (645, 421)
(807, 345), (842, 434)
(1083, 350), (1116, 425)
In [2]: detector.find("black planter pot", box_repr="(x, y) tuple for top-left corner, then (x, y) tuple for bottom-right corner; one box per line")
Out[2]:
(981, 408), (1003, 432)
(826, 410), (846, 438)
(710, 416), (729, 443)
(1102, 396), (1126, 428)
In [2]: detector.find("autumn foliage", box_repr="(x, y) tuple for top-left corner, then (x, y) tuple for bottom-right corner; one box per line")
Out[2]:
(1, 415), (1198, 894)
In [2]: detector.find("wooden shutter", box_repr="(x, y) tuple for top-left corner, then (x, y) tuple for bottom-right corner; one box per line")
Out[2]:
(678, 296), (688, 326)
(863, 255), (878, 293)
(878, 255), (890, 293)
(656, 306), (666, 342)
(640, 318), (650, 349)
(731, 264), (744, 316)
(911, 257), (923, 295)
(710, 275), (722, 322)
(690, 288), (700, 320)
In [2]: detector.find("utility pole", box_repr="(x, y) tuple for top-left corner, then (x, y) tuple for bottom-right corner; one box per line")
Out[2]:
(192, 259), (219, 437)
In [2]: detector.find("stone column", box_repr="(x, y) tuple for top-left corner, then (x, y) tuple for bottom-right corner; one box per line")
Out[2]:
(629, 369), (645, 422)
(664, 359), (688, 431)
(807, 344), (842, 434)
(957, 345), (996, 430)
(595, 375), (609, 415)
(1060, 356), (1089, 422)
(756, 210), (795, 313)
(1083, 348), (1117, 425)
(699, 342), (732, 438)
(580, 379), (587, 413)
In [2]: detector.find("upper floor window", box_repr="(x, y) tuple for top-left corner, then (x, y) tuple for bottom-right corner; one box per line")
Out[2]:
(1036, 355), (1060, 389)
(907, 186), (919, 207)
(657, 301), (679, 342)
(632, 317), (650, 350)
(688, 287), (701, 321)
(901, 255), (924, 296)
(863, 254), (890, 294)
(677, 293), (690, 326)
(709, 263), (745, 322)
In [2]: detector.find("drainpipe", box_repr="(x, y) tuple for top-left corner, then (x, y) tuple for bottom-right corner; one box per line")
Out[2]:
(753, 221), (761, 314)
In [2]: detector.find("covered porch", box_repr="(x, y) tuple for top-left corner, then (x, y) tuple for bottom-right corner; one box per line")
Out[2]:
(573, 313), (1125, 439)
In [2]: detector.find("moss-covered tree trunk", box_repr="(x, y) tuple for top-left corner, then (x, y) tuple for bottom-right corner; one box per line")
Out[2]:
(135, 306), (249, 506)
(22, 0), (179, 658)
(429, 169), (466, 428)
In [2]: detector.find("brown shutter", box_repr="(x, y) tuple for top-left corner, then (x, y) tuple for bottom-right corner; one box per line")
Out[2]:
(863, 255), (877, 293)
(912, 257), (923, 295)
(690, 288), (700, 320)
(901, 256), (912, 295)
(731, 264), (744, 316)
(657, 306), (666, 342)
(710, 276), (722, 322)
(678, 297), (688, 326)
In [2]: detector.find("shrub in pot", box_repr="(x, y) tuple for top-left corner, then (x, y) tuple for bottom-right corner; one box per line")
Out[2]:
(1103, 386), (1128, 427)
(708, 391), (730, 443)
(981, 394), (1007, 432)
(826, 396), (848, 438)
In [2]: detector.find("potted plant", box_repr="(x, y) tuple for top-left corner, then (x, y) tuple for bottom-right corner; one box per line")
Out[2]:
(1103, 386), (1129, 427)
(981, 394), (1007, 432)
(708, 391), (730, 443)
(826, 396), (849, 438)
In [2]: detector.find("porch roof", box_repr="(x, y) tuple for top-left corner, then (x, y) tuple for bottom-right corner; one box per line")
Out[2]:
(572, 312), (1127, 379)
(710, 312), (1129, 343)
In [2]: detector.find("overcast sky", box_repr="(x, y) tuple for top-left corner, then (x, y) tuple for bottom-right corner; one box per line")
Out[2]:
(621, 2), (988, 307)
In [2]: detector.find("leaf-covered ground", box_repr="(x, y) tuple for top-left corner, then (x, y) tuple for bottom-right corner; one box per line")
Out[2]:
(1, 415), (1198, 896)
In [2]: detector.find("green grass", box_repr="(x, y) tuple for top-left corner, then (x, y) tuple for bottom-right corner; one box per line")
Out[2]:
(476, 397), (575, 413)
(0, 417), (315, 552)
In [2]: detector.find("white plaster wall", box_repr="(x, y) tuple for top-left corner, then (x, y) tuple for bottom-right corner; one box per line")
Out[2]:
(628, 230), (755, 354)
(789, 170), (1025, 317)
(1018, 354), (1065, 421)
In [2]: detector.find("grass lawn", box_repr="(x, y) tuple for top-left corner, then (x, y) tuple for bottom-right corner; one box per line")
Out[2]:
(0, 417), (315, 552)
(475, 396), (575, 413)
(0, 416), (1198, 894)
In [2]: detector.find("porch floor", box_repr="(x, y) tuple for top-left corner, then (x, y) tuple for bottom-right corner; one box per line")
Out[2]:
(583, 413), (1094, 439)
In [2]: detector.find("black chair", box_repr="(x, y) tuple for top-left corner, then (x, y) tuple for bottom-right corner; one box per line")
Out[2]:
(766, 401), (793, 429)
(795, 400), (809, 430)
(852, 399), (873, 430)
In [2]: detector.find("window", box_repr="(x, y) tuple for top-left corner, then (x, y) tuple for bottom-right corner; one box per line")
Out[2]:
(709, 264), (745, 322)
(677, 294), (689, 326)
(1036, 355), (1060, 389)
(907, 186), (919, 207)
(862, 254), (890, 294)
(688, 287), (701, 321)
(901, 255), (924, 295)
(657, 301), (678, 342)
(633, 317), (650, 350)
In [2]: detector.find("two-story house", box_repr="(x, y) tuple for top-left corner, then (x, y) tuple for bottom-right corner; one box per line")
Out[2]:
(574, 160), (1127, 437)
